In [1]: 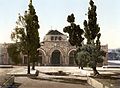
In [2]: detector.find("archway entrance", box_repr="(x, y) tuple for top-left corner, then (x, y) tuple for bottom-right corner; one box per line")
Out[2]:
(38, 52), (43, 65)
(69, 50), (75, 66)
(51, 50), (61, 65)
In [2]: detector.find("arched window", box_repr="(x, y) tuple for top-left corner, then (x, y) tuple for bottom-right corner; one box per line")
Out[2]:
(51, 36), (54, 41)
(55, 36), (57, 40)
(59, 36), (62, 40)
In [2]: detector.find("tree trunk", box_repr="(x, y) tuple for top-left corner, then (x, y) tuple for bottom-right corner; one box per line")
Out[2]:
(81, 66), (83, 69)
(32, 61), (35, 70)
(92, 67), (99, 76)
(27, 51), (30, 74)
(27, 55), (30, 74)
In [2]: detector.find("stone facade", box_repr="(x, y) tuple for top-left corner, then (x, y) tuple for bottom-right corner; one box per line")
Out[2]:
(0, 43), (9, 64)
(37, 30), (76, 66)
(37, 30), (108, 66)
(0, 30), (108, 66)
(101, 45), (108, 65)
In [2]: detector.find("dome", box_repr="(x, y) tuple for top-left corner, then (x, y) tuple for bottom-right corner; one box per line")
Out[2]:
(46, 30), (64, 35)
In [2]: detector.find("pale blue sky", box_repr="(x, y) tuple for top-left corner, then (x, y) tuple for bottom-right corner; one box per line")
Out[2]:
(0, 0), (120, 49)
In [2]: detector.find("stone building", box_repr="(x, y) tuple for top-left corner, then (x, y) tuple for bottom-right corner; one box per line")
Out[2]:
(0, 30), (108, 66)
(37, 30), (76, 66)
(0, 43), (10, 64)
(36, 30), (108, 66)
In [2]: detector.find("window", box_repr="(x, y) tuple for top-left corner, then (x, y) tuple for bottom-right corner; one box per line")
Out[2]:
(59, 36), (62, 40)
(55, 36), (57, 40)
(51, 36), (54, 41)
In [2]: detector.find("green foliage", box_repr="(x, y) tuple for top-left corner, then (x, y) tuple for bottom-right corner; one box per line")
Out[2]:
(7, 43), (22, 64)
(11, 1), (40, 71)
(11, 26), (27, 54)
(76, 0), (106, 76)
(63, 0), (106, 76)
(76, 50), (89, 67)
(11, 1), (40, 60)
(76, 44), (106, 68)
(63, 13), (84, 47)
(67, 14), (75, 23)
(83, 0), (100, 45)
(25, 2), (40, 62)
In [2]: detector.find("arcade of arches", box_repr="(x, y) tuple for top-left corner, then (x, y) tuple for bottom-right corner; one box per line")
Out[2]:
(38, 48), (76, 66)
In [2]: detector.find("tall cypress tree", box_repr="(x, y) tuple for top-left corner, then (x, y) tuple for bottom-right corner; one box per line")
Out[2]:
(82, 0), (106, 76)
(83, 0), (100, 45)
(11, 0), (40, 74)
(25, 0), (40, 70)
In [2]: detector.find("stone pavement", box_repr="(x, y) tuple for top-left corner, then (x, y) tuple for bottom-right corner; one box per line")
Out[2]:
(7, 66), (93, 88)
(15, 77), (93, 88)
(1, 66), (120, 88)
(7, 66), (36, 76)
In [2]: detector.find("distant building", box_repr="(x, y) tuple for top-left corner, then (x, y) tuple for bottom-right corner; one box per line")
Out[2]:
(101, 45), (108, 66)
(107, 49), (120, 66)
(36, 30), (76, 66)
(108, 49), (120, 60)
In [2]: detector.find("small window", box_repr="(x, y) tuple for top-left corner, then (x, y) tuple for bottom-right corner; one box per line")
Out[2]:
(59, 36), (62, 40)
(55, 36), (57, 40)
(51, 36), (54, 40)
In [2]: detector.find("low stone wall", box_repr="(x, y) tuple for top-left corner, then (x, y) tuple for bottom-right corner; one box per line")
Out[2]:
(0, 75), (14, 88)
(0, 65), (13, 68)
(87, 77), (109, 88)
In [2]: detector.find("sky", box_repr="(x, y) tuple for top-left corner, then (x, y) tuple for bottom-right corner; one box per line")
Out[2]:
(0, 0), (120, 49)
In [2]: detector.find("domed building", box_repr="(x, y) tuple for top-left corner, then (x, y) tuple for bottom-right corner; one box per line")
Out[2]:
(0, 30), (108, 66)
(36, 30), (108, 66)
(37, 30), (76, 66)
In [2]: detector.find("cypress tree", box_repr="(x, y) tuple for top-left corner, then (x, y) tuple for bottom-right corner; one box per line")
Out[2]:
(82, 0), (106, 76)
(11, 0), (40, 74)
(25, 0), (40, 70)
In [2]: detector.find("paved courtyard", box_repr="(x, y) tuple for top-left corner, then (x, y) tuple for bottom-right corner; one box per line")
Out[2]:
(1, 66), (120, 88)
(0, 66), (93, 88)
(15, 77), (93, 88)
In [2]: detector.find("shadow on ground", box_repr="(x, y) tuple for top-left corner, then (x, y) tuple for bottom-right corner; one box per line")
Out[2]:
(8, 82), (21, 88)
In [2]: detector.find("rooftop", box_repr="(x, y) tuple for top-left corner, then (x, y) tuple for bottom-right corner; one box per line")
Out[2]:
(46, 30), (64, 35)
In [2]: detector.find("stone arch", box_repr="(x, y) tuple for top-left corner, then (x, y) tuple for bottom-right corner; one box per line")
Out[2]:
(38, 48), (46, 65)
(49, 47), (65, 65)
(50, 50), (61, 65)
(68, 49), (76, 66)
